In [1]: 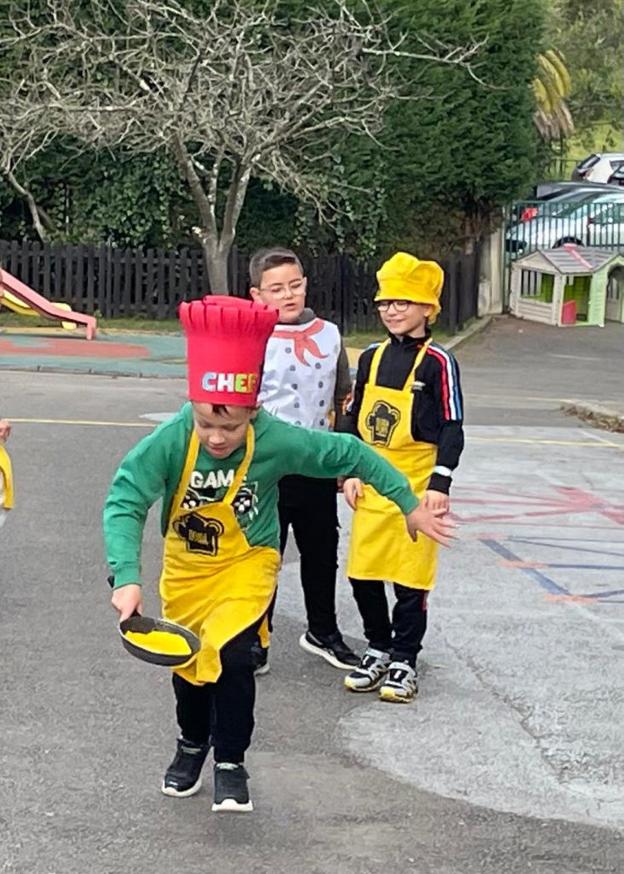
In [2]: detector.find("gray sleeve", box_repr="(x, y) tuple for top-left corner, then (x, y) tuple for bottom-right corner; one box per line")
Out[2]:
(333, 340), (353, 432)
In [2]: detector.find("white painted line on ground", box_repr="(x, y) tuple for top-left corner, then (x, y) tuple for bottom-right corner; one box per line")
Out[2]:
(140, 412), (176, 423)
(10, 416), (152, 428)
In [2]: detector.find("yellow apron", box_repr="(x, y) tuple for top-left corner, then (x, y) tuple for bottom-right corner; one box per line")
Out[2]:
(347, 339), (438, 589)
(0, 445), (14, 509)
(160, 426), (280, 685)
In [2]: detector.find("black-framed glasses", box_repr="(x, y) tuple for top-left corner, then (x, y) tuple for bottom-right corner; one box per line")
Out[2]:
(375, 299), (413, 313)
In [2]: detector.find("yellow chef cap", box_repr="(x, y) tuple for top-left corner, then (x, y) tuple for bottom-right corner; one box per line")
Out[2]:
(375, 252), (444, 323)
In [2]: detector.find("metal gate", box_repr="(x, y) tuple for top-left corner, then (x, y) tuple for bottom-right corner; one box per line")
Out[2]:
(502, 198), (624, 307)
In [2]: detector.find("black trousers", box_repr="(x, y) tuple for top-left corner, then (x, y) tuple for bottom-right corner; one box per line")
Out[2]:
(268, 475), (339, 639)
(349, 579), (429, 667)
(172, 622), (259, 763)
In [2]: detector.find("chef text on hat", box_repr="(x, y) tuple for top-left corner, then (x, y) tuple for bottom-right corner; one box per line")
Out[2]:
(179, 296), (278, 406)
(201, 371), (258, 396)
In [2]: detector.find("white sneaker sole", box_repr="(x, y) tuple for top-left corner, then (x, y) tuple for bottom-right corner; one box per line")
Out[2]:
(379, 686), (416, 703)
(161, 777), (202, 797)
(212, 799), (254, 813)
(344, 675), (386, 692)
(254, 662), (270, 676)
(298, 634), (357, 670)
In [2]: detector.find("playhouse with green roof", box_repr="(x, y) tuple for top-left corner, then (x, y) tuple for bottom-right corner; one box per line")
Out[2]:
(510, 246), (624, 327)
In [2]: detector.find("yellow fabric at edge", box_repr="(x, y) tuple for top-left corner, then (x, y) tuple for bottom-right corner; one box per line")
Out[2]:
(0, 446), (14, 509)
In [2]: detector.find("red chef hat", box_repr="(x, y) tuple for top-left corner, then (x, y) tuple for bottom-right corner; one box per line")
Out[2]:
(179, 296), (279, 405)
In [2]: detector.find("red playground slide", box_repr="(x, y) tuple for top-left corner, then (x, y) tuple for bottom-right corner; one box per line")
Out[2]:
(0, 268), (97, 340)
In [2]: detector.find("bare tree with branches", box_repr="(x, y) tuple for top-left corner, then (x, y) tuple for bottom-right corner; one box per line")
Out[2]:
(0, 93), (57, 241)
(2, 0), (482, 291)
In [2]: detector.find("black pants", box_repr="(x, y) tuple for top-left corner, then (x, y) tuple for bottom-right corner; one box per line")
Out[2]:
(268, 475), (339, 639)
(349, 579), (428, 667)
(172, 622), (259, 763)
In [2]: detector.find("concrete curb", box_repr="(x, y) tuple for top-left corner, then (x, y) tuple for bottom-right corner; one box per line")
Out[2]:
(0, 363), (186, 380)
(2, 315), (495, 379)
(445, 315), (494, 352)
(561, 401), (624, 433)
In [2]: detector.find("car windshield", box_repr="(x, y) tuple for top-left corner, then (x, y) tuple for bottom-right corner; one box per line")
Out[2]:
(556, 193), (624, 218)
(549, 193), (606, 216)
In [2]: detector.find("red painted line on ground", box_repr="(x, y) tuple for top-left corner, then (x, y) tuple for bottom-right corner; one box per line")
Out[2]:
(545, 594), (599, 605)
(0, 337), (147, 358)
(452, 485), (624, 526)
(472, 522), (622, 530)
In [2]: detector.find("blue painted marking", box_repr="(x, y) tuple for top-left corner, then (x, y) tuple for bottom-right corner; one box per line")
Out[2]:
(509, 539), (624, 559)
(579, 589), (624, 599)
(509, 536), (624, 543)
(480, 539), (569, 596)
(542, 564), (624, 571)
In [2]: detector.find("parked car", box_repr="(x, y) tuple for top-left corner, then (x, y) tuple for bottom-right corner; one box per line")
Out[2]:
(511, 182), (622, 224)
(607, 165), (624, 187)
(572, 153), (624, 184)
(532, 180), (621, 199)
(506, 190), (624, 254)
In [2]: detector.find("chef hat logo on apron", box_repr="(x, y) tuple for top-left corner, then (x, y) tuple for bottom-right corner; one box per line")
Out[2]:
(179, 295), (279, 405)
(173, 514), (226, 556)
(365, 400), (401, 446)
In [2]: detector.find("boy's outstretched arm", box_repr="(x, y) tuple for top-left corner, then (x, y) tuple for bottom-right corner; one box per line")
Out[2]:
(277, 425), (456, 547)
(342, 477), (455, 547)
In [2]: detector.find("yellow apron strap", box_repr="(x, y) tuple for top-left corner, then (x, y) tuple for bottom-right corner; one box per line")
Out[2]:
(171, 429), (201, 517)
(402, 338), (432, 391)
(223, 425), (255, 506)
(369, 337), (431, 389)
(170, 421), (254, 518)
(369, 340), (390, 384)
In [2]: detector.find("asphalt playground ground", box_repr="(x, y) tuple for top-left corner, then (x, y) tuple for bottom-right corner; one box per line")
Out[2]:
(1, 317), (623, 874)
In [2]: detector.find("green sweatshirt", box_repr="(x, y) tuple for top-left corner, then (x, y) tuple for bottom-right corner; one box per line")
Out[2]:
(103, 405), (418, 587)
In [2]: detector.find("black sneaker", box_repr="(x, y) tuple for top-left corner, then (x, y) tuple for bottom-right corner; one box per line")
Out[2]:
(212, 763), (253, 813)
(251, 640), (270, 676)
(161, 737), (210, 797)
(344, 647), (391, 692)
(299, 631), (360, 669)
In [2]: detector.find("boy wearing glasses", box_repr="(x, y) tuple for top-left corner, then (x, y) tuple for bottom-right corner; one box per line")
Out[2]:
(249, 247), (359, 673)
(342, 252), (464, 702)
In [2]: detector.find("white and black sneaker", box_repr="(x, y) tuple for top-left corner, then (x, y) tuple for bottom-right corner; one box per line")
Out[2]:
(344, 648), (391, 692)
(251, 641), (270, 676)
(161, 737), (210, 797)
(212, 763), (253, 813)
(379, 661), (418, 703)
(299, 631), (360, 669)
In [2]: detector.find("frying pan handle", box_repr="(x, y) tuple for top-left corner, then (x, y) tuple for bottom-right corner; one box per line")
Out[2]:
(107, 575), (140, 618)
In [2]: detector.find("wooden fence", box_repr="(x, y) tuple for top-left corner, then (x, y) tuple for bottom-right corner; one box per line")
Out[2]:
(0, 239), (480, 334)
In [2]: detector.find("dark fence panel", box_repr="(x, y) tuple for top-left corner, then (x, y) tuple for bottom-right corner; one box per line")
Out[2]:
(0, 240), (480, 334)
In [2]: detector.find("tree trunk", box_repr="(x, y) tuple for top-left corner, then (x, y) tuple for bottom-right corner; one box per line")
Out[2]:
(5, 168), (53, 243)
(202, 243), (231, 294)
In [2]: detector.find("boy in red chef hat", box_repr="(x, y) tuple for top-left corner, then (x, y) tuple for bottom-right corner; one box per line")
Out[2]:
(104, 296), (454, 814)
